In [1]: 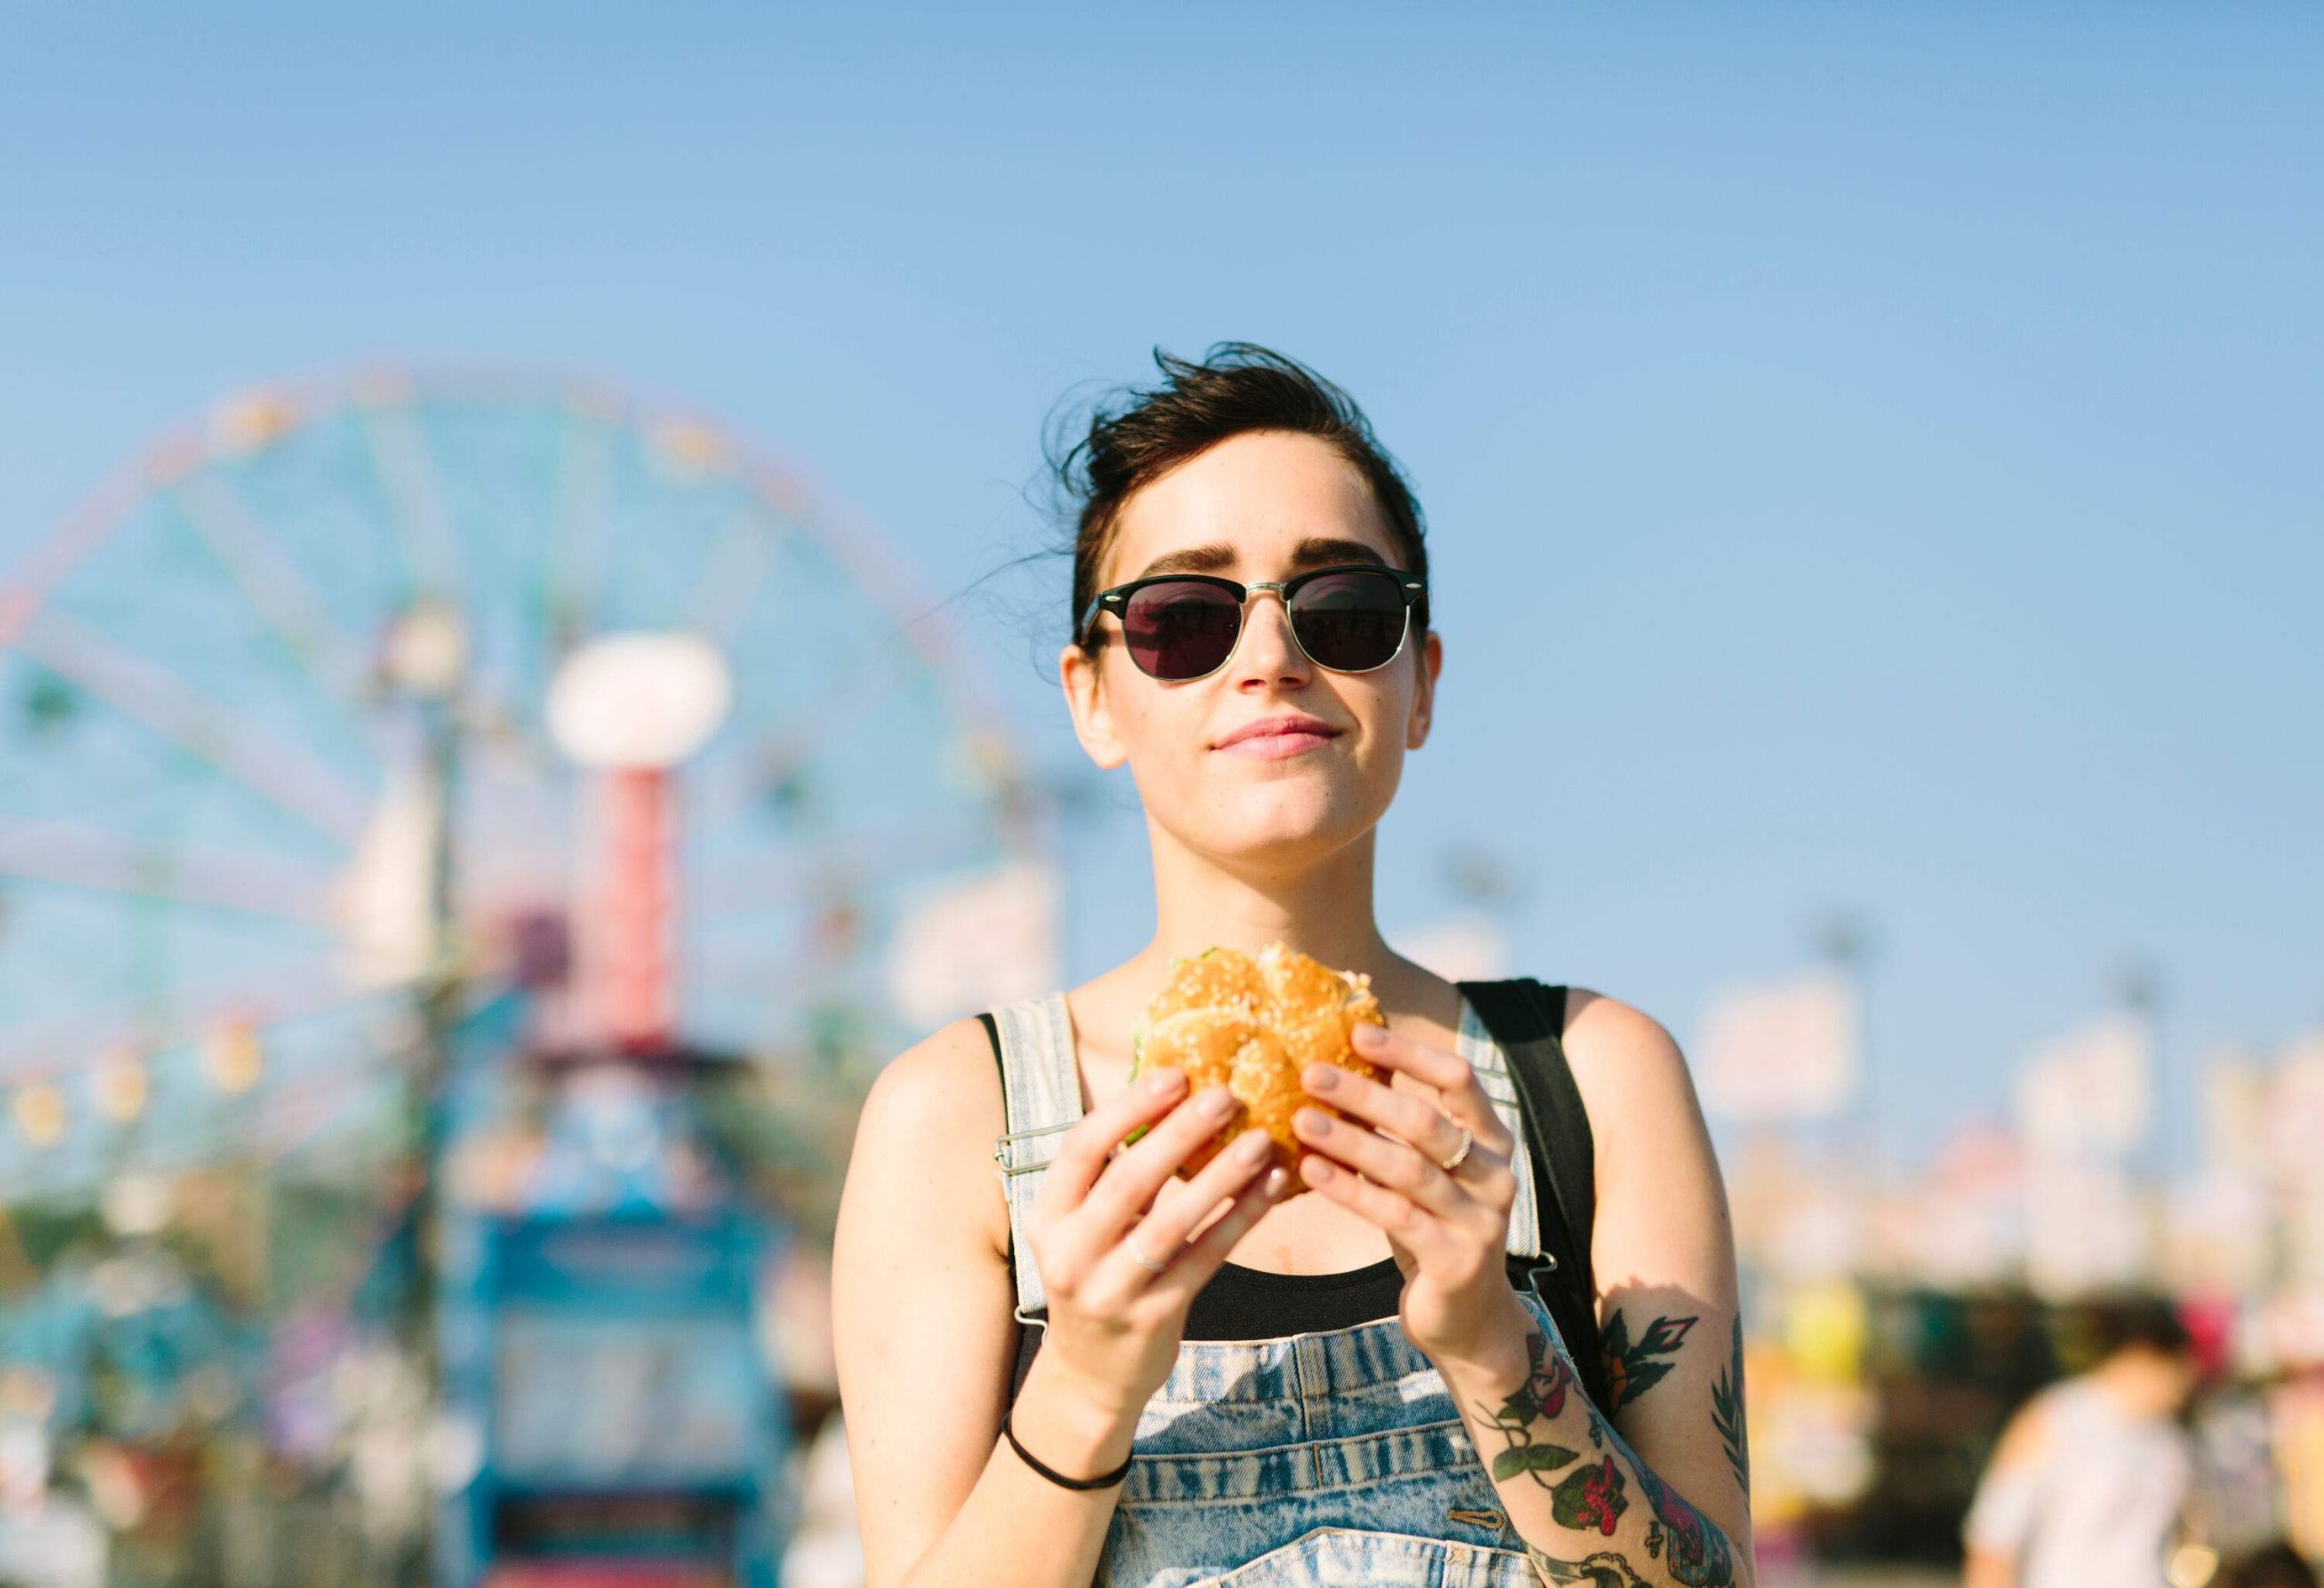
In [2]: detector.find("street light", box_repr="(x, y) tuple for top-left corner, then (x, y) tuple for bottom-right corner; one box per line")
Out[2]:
(546, 630), (734, 1057)
(378, 594), (468, 1435)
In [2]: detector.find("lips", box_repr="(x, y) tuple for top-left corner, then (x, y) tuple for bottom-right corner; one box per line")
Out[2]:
(1215, 715), (1343, 750)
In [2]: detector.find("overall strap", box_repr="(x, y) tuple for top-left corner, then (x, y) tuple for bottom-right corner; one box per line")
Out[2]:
(986, 991), (1084, 1321)
(1457, 997), (1548, 1265)
(1456, 977), (1616, 1417)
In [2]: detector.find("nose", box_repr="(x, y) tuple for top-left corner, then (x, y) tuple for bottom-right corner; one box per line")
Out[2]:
(1229, 587), (1307, 682)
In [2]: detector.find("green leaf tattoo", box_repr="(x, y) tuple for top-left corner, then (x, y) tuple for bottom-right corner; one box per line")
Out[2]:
(1474, 1328), (1584, 1489)
(1709, 1315), (1749, 1498)
(1598, 1307), (1698, 1411)
(1493, 1441), (1581, 1482)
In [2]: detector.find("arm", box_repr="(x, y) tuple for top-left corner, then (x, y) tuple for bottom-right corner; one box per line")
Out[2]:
(1961, 1547), (2018, 1588)
(832, 1020), (1123, 1588)
(1958, 1396), (2055, 1588)
(1280, 997), (1751, 1588)
(1441, 991), (1755, 1588)
(832, 1020), (1288, 1588)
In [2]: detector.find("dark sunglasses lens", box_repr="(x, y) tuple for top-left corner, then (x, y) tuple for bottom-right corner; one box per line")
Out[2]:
(1290, 570), (1409, 670)
(1122, 580), (1242, 679)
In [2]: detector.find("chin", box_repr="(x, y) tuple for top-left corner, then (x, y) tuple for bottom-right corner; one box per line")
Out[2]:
(1201, 802), (1374, 867)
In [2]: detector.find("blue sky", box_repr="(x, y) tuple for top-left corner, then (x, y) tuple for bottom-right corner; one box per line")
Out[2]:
(4, 4), (2317, 1170)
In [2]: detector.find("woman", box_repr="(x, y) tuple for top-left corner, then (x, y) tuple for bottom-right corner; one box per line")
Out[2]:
(833, 344), (1753, 1588)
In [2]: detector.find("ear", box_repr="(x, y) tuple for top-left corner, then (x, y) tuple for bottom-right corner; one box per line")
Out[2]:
(1059, 642), (1129, 770)
(1406, 627), (1442, 751)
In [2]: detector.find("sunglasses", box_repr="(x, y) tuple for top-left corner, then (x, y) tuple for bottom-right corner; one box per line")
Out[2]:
(1076, 562), (1428, 682)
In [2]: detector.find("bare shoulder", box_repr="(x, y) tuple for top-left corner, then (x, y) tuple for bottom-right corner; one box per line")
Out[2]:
(1986, 1385), (2061, 1472)
(843, 1013), (1012, 1263)
(1553, 986), (1735, 1307)
(832, 1016), (1026, 1584)
(1556, 986), (1712, 1174)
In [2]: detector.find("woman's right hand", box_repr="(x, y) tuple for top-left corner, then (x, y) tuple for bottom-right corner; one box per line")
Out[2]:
(1023, 1068), (1290, 1416)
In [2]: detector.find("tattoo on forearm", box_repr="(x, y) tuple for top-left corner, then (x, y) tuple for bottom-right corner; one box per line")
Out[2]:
(1479, 1329), (1583, 1481)
(1598, 1309), (1697, 1411)
(1594, 1406), (1739, 1588)
(1549, 1455), (1629, 1534)
(1483, 1327), (1741, 1588)
(1710, 1315), (1749, 1498)
(1637, 1461), (1737, 1587)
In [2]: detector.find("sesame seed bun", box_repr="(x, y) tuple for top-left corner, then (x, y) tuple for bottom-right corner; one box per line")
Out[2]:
(1126, 941), (1385, 1198)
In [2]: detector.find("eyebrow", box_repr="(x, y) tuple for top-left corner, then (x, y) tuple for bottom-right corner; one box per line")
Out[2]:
(1133, 537), (1391, 581)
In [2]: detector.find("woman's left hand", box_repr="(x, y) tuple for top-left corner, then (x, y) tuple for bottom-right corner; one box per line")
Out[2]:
(1293, 1021), (1533, 1373)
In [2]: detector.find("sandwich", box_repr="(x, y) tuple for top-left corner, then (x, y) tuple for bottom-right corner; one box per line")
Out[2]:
(1124, 941), (1385, 1200)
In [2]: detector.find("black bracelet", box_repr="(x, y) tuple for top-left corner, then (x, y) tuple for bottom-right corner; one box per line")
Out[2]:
(1000, 1405), (1133, 1491)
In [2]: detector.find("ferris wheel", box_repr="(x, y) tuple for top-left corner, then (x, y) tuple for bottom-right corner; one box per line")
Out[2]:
(0, 370), (1053, 1200)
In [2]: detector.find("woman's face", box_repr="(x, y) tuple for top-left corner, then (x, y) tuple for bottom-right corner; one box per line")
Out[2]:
(1060, 429), (1440, 873)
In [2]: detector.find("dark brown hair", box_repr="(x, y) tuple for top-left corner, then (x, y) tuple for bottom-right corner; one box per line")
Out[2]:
(2218, 1545), (2321, 1588)
(1052, 342), (1430, 654)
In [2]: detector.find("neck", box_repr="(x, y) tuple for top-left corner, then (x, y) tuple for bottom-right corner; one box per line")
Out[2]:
(2093, 1351), (2183, 1419)
(1135, 814), (1408, 995)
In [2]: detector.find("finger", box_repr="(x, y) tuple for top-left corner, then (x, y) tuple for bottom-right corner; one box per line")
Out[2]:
(1291, 1102), (1509, 1229)
(1050, 1083), (1246, 1275)
(1086, 1126), (1278, 1305)
(1084, 1081), (1246, 1228)
(1345, 1026), (1513, 1152)
(1303, 1062), (1474, 1167)
(1151, 1161), (1295, 1301)
(1294, 1149), (1466, 1267)
(1037, 1065), (1190, 1208)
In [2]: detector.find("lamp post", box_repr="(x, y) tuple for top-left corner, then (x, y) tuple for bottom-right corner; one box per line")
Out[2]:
(545, 632), (734, 1057)
(1811, 907), (1877, 1193)
(379, 597), (468, 1389)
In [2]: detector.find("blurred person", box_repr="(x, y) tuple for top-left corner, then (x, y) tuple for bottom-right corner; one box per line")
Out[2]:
(833, 345), (1755, 1588)
(1960, 1296), (2201, 1588)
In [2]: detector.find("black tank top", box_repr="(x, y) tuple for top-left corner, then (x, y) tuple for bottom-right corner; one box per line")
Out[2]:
(980, 979), (1612, 1412)
(1180, 1251), (1555, 1339)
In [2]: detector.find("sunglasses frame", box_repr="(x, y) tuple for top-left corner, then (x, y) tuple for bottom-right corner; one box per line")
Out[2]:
(1076, 562), (1429, 681)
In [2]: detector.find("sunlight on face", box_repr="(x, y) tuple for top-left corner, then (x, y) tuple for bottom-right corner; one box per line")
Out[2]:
(1061, 429), (1439, 872)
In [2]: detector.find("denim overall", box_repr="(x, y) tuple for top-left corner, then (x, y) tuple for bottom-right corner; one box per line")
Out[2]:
(988, 986), (1591, 1588)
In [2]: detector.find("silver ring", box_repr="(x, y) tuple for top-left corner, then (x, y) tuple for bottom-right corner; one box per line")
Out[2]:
(1436, 1124), (1474, 1175)
(1125, 1237), (1171, 1275)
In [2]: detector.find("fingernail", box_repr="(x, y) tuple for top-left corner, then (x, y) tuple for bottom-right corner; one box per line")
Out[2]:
(1295, 1107), (1330, 1135)
(1353, 1022), (1387, 1048)
(1203, 1086), (1239, 1117)
(1307, 1157), (1335, 1183)
(1263, 1167), (1290, 1194)
(1304, 1063), (1337, 1090)
(1237, 1131), (1271, 1163)
(1148, 1069), (1186, 1095)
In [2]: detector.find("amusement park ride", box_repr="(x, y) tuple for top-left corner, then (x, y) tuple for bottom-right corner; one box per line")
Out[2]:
(0, 371), (1058, 1584)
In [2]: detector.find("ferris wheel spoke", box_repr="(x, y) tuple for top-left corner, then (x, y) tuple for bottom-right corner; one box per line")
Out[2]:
(2, 1064), (399, 1199)
(685, 508), (788, 650)
(13, 607), (372, 849)
(0, 816), (333, 923)
(168, 471), (386, 735)
(0, 462), (153, 650)
(691, 815), (1001, 918)
(542, 401), (615, 661)
(1, 949), (369, 1086)
(360, 394), (464, 603)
